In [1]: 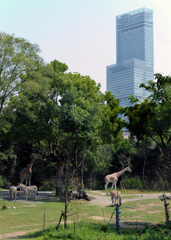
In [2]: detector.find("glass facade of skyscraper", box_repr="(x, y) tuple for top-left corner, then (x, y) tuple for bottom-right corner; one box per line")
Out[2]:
(107, 8), (154, 107)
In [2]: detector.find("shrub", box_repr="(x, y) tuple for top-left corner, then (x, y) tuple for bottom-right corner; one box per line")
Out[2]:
(100, 223), (108, 232)
(0, 175), (7, 188)
(124, 176), (143, 189)
(39, 179), (56, 191)
(1, 205), (8, 210)
(22, 223), (171, 239)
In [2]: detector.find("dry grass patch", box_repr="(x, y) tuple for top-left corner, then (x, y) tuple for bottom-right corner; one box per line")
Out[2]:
(0, 229), (39, 239)
(148, 211), (162, 213)
(25, 204), (36, 207)
(89, 216), (110, 221)
(10, 212), (24, 215)
(128, 203), (162, 211)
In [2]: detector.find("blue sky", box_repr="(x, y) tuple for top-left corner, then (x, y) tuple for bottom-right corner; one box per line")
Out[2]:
(1, 0), (171, 93)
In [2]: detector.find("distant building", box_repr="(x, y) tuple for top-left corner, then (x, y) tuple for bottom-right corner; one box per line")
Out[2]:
(107, 8), (154, 108)
(123, 131), (130, 139)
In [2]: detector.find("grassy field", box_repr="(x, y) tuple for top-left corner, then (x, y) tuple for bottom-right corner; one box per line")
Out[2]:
(0, 189), (169, 239)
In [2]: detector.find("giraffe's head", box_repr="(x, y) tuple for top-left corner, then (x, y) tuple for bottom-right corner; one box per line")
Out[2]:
(8, 182), (12, 188)
(30, 153), (36, 160)
(127, 166), (132, 172)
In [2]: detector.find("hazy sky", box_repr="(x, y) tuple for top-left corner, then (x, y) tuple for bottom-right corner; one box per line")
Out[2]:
(1, 0), (171, 93)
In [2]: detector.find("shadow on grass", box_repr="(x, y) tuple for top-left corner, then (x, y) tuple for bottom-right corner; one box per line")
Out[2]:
(18, 221), (156, 239)
(19, 229), (43, 239)
(37, 198), (64, 203)
(0, 190), (64, 203)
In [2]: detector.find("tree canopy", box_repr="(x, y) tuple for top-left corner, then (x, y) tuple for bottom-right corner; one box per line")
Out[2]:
(2, 32), (171, 192)
(0, 32), (49, 130)
(122, 74), (171, 183)
(3, 53), (124, 193)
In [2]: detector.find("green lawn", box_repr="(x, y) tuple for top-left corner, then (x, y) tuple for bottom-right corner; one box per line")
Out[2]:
(0, 190), (168, 239)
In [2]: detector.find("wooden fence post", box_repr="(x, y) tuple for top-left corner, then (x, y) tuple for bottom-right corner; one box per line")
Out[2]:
(159, 194), (170, 224)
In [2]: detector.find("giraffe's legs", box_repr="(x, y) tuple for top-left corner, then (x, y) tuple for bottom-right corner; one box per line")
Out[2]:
(29, 175), (31, 186)
(111, 182), (114, 191)
(25, 177), (28, 186)
(25, 190), (28, 200)
(20, 178), (25, 196)
(104, 181), (109, 195)
(111, 181), (117, 191)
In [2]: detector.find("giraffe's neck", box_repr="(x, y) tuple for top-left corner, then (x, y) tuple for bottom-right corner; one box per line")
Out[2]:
(22, 162), (33, 175)
(29, 163), (33, 171)
(115, 167), (128, 177)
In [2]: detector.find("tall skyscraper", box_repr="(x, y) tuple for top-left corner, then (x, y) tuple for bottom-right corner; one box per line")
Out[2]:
(107, 8), (154, 108)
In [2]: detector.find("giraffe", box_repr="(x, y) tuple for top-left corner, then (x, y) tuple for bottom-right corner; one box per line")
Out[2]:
(104, 166), (132, 195)
(20, 153), (36, 186)
(110, 190), (121, 206)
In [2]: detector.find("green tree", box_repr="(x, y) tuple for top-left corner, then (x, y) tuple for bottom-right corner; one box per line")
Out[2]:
(122, 74), (171, 186)
(4, 56), (124, 228)
(8, 60), (101, 192)
(135, 137), (153, 188)
(110, 138), (135, 189)
(101, 91), (124, 144)
(0, 32), (49, 130)
(84, 144), (113, 189)
(8, 59), (123, 195)
(0, 141), (17, 184)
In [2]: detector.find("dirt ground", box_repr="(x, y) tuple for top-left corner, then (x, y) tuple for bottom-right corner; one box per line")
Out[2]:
(88, 190), (163, 207)
(0, 190), (167, 239)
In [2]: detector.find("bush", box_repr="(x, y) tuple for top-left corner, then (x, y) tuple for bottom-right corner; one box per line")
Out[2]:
(0, 175), (7, 188)
(39, 179), (56, 191)
(22, 222), (171, 239)
(100, 223), (108, 232)
(1, 205), (8, 210)
(124, 176), (143, 189)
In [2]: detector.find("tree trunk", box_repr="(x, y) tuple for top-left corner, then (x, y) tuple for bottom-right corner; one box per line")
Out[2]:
(143, 156), (146, 188)
(75, 147), (78, 168)
(56, 161), (65, 195)
(63, 155), (72, 229)
(81, 145), (85, 190)
(164, 197), (170, 224)
(120, 177), (125, 190)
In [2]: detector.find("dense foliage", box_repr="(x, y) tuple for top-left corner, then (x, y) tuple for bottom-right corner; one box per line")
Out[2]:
(122, 74), (171, 189)
(1, 32), (171, 193)
(0, 32), (124, 192)
(2, 31), (171, 237)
